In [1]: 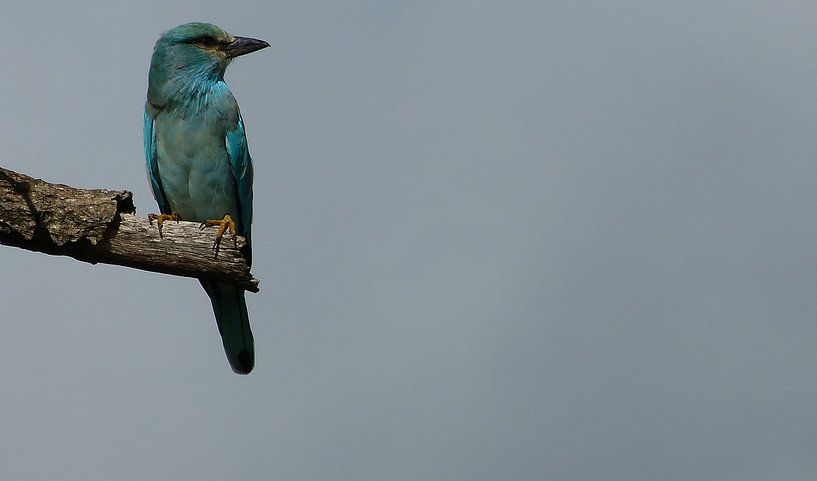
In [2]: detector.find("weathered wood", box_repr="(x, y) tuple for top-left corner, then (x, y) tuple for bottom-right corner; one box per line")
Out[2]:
(0, 166), (259, 292)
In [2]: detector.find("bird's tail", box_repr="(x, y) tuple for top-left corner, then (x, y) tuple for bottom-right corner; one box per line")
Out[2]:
(200, 279), (254, 374)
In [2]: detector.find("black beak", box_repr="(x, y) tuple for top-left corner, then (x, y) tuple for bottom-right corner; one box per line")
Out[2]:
(224, 36), (270, 58)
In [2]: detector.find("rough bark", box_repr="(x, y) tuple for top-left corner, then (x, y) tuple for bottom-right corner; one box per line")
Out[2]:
(0, 166), (259, 292)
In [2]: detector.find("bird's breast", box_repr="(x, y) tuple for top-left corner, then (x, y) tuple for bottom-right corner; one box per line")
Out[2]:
(154, 114), (239, 222)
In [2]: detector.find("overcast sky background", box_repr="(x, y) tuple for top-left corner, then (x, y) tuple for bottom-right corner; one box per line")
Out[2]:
(1, 1), (816, 480)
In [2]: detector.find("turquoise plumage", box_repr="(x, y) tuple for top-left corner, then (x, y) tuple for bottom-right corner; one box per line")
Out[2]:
(144, 23), (268, 374)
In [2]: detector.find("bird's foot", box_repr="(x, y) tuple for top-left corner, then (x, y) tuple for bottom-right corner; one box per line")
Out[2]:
(148, 212), (180, 238)
(200, 214), (237, 256)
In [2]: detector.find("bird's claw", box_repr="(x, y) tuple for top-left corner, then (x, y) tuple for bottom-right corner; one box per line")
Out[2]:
(200, 214), (237, 257)
(148, 212), (180, 238)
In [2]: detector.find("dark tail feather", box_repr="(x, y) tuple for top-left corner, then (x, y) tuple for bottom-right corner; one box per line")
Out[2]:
(199, 279), (254, 374)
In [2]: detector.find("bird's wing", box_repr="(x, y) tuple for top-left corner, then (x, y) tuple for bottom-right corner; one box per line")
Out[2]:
(144, 109), (170, 214)
(225, 113), (254, 238)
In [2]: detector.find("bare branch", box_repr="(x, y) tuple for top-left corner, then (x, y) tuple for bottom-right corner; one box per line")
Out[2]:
(0, 166), (259, 292)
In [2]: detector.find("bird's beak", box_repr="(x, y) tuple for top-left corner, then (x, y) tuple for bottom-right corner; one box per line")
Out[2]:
(223, 36), (270, 58)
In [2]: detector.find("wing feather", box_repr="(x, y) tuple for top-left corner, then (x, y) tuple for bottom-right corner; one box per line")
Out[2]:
(225, 114), (254, 238)
(144, 109), (170, 214)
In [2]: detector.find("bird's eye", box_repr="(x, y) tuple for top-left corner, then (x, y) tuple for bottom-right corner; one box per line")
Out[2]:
(193, 35), (219, 47)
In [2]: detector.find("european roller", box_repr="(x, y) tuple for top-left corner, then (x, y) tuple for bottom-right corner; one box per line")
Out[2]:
(144, 23), (268, 374)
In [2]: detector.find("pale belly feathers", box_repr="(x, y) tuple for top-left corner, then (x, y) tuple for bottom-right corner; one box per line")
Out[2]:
(154, 115), (238, 222)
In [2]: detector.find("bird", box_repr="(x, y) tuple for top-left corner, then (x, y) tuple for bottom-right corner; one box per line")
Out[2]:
(143, 22), (269, 374)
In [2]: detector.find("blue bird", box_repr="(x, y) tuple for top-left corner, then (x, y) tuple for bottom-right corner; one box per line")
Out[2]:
(144, 23), (269, 374)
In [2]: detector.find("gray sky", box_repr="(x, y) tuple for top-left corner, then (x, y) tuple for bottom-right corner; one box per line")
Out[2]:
(1, 1), (817, 480)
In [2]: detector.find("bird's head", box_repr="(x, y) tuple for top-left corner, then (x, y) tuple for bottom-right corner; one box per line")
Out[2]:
(152, 22), (269, 77)
(147, 23), (268, 108)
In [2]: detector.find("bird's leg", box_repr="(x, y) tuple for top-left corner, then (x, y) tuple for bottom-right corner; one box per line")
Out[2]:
(148, 212), (180, 238)
(200, 214), (237, 256)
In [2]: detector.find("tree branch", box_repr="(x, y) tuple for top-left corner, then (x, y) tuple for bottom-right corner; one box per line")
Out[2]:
(0, 166), (259, 292)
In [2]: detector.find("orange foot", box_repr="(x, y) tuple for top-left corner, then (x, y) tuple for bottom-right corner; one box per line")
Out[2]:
(148, 212), (180, 238)
(200, 214), (237, 256)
